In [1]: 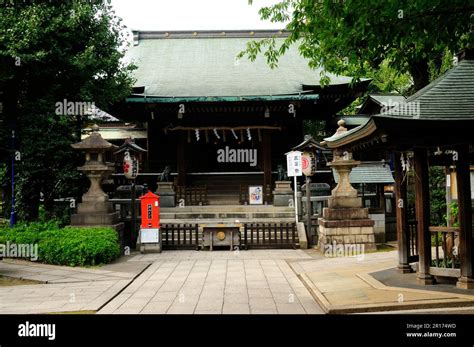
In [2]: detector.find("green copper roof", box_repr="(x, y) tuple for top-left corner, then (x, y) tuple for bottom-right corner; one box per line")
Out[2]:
(125, 94), (319, 103)
(322, 53), (474, 148)
(125, 30), (357, 98)
(379, 58), (474, 120)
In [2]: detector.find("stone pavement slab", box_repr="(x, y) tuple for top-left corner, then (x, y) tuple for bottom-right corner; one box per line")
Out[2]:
(292, 250), (474, 313)
(99, 250), (323, 314)
(0, 257), (149, 313)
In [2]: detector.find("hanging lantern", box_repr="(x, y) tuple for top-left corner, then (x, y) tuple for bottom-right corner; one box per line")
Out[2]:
(115, 138), (147, 180)
(301, 151), (317, 176)
(123, 150), (139, 179)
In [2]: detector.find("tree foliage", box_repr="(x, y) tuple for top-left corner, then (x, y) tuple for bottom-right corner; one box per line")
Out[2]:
(0, 1), (135, 221)
(241, 0), (473, 91)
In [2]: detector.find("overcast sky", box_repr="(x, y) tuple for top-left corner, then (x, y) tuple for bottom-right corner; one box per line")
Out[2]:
(111, 0), (286, 32)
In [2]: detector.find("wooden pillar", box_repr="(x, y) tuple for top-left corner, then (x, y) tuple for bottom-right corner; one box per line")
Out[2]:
(177, 133), (186, 186)
(456, 145), (474, 289)
(413, 148), (434, 284)
(394, 152), (411, 273)
(378, 184), (386, 213)
(145, 121), (150, 172)
(263, 130), (272, 194)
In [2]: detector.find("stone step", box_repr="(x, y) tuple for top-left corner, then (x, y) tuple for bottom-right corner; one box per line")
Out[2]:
(160, 212), (295, 219)
(160, 218), (296, 224)
(160, 205), (293, 213)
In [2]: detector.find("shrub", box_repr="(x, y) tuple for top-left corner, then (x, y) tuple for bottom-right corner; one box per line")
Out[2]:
(0, 223), (120, 267)
(39, 227), (120, 267)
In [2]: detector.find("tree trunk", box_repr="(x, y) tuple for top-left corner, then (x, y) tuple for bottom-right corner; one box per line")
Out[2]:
(409, 58), (430, 92)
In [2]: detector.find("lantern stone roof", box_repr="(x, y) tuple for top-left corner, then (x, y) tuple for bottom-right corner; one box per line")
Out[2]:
(125, 30), (367, 99)
(71, 124), (117, 151)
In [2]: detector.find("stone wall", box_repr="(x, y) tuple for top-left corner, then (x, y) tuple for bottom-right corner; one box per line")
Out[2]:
(368, 213), (385, 243)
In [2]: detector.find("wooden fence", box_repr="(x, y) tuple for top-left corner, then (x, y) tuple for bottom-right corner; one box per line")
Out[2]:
(241, 222), (298, 249)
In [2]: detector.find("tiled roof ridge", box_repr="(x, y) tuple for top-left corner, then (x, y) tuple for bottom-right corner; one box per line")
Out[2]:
(132, 29), (289, 41)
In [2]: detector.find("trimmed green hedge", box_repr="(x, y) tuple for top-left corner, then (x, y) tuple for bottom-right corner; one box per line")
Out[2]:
(0, 222), (120, 267)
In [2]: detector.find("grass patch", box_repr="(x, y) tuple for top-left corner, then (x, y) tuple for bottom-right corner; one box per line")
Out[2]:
(47, 310), (96, 314)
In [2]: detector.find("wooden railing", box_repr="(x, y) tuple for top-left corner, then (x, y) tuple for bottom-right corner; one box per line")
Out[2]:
(429, 226), (460, 277)
(161, 223), (199, 250)
(239, 184), (248, 204)
(408, 220), (419, 262)
(241, 222), (298, 249)
(176, 185), (208, 206)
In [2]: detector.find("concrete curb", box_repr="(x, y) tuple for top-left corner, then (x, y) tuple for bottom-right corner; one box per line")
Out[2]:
(298, 267), (474, 314)
(296, 222), (308, 249)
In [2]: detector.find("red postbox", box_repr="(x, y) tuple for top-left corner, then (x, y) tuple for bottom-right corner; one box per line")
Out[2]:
(139, 192), (161, 253)
(140, 191), (160, 229)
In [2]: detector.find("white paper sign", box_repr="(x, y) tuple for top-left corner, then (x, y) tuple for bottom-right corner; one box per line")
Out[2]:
(286, 151), (302, 177)
(140, 228), (160, 243)
(249, 186), (263, 205)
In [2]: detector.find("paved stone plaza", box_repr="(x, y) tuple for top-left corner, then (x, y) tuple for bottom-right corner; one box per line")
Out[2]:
(2, 249), (474, 314)
(99, 250), (322, 314)
(0, 250), (323, 314)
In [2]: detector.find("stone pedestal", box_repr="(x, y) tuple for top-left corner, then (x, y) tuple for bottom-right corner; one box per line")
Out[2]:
(318, 208), (376, 252)
(71, 200), (120, 226)
(273, 181), (293, 206)
(318, 149), (376, 253)
(156, 182), (176, 207)
(456, 276), (474, 289)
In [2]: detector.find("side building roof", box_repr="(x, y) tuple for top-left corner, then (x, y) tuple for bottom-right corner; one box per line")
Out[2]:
(322, 51), (474, 149)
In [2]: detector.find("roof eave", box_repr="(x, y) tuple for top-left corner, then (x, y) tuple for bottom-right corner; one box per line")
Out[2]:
(321, 118), (378, 149)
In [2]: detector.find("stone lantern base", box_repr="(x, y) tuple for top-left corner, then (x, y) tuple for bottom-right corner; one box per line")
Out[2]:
(156, 182), (176, 207)
(273, 181), (293, 206)
(318, 205), (377, 253)
(71, 201), (120, 226)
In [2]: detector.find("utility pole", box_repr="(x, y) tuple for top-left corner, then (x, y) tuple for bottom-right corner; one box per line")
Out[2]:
(10, 129), (16, 227)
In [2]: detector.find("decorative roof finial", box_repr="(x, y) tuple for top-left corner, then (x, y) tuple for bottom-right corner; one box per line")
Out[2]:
(91, 124), (100, 132)
(336, 119), (347, 134)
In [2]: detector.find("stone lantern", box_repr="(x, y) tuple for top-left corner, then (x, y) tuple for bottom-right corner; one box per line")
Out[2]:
(318, 120), (376, 252)
(70, 124), (122, 229)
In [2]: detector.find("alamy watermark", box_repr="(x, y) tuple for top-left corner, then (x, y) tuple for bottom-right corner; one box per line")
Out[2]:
(55, 99), (96, 116)
(18, 321), (55, 341)
(380, 99), (420, 118)
(217, 146), (257, 167)
(0, 242), (38, 261)
(323, 240), (365, 261)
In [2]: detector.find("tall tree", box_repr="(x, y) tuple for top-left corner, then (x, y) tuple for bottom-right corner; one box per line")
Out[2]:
(241, 0), (473, 92)
(0, 1), (135, 221)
